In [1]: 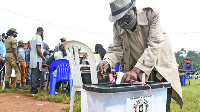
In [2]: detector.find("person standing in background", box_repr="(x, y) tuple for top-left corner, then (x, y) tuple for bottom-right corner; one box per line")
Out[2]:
(0, 33), (6, 83)
(4, 28), (23, 90)
(26, 40), (31, 85)
(94, 44), (107, 67)
(30, 27), (46, 95)
(54, 37), (66, 52)
(95, 44), (106, 60)
(40, 34), (50, 90)
(17, 40), (27, 86)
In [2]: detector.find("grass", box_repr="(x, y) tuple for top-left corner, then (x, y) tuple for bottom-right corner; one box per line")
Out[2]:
(171, 79), (200, 112)
(1, 79), (200, 112)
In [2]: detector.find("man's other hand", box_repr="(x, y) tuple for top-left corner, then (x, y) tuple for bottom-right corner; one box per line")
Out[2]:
(97, 61), (110, 80)
(121, 67), (141, 83)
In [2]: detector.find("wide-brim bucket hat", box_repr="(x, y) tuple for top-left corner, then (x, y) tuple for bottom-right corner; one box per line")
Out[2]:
(9, 28), (18, 34)
(109, 0), (136, 22)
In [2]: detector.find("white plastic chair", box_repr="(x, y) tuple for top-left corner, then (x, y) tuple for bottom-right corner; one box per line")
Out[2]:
(64, 40), (98, 112)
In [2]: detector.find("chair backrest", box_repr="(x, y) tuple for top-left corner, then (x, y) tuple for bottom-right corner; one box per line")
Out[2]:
(64, 40), (98, 88)
(49, 59), (70, 81)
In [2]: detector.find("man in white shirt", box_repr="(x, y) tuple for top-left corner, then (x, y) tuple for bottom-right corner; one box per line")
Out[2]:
(30, 27), (46, 95)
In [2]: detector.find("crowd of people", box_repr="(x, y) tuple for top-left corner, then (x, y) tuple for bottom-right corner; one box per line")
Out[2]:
(0, 26), (108, 95)
(0, 27), (69, 95)
(0, 0), (198, 111)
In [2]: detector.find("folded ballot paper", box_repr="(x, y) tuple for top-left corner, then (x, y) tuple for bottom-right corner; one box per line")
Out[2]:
(116, 72), (124, 84)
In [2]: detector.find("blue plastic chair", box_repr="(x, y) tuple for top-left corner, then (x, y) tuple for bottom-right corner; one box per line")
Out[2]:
(49, 59), (71, 97)
(182, 71), (192, 86)
(112, 64), (120, 73)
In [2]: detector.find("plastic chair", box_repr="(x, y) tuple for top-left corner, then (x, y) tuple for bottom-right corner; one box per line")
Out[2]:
(182, 71), (192, 86)
(113, 64), (120, 72)
(49, 59), (71, 97)
(64, 40), (98, 112)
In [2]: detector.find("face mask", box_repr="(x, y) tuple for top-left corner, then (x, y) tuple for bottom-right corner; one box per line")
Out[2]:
(185, 60), (190, 64)
(2, 39), (6, 42)
(120, 17), (137, 30)
(14, 34), (17, 37)
(27, 43), (30, 47)
(18, 45), (23, 47)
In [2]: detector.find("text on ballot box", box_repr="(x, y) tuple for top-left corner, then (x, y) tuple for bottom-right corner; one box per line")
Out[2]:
(83, 82), (171, 112)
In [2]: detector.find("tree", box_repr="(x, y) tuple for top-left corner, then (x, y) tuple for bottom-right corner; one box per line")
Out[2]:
(187, 50), (200, 64)
(175, 48), (200, 71)
(174, 48), (186, 65)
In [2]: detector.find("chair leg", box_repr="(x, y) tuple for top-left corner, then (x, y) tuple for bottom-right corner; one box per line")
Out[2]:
(182, 77), (186, 86)
(70, 79), (73, 97)
(70, 86), (76, 112)
(50, 77), (56, 97)
(81, 88), (88, 112)
(189, 79), (190, 85)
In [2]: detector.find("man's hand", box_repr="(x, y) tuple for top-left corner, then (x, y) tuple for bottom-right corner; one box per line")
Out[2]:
(121, 67), (141, 83)
(97, 61), (110, 80)
(43, 58), (47, 63)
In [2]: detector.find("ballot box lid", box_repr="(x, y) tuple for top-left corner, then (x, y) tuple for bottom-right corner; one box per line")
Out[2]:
(83, 81), (171, 93)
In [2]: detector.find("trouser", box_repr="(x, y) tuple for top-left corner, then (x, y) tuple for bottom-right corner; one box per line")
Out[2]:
(55, 81), (62, 90)
(55, 82), (70, 92)
(5, 54), (21, 84)
(149, 71), (172, 112)
(179, 73), (185, 85)
(40, 71), (45, 88)
(26, 67), (31, 85)
(31, 62), (41, 92)
(19, 62), (26, 85)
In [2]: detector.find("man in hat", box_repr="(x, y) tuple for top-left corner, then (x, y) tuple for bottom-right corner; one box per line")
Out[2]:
(54, 37), (66, 52)
(30, 27), (46, 95)
(97, 0), (182, 111)
(4, 28), (23, 90)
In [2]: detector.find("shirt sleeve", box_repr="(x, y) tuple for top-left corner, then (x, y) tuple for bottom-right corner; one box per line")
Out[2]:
(11, 38), (17, 48)
(36, 36), (42, 45)
(135, 8), (165, 76)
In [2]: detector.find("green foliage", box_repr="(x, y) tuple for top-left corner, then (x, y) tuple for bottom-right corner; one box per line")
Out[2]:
(187, 50), (200, 64)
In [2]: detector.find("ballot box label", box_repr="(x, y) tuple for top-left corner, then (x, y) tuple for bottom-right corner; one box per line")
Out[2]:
(126, 95), (154, 112)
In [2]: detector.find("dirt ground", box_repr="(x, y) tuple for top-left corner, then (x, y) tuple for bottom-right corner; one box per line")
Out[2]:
(0, 93), (68, 112)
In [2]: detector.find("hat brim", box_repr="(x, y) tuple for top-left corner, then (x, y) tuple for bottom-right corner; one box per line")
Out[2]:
(109, 3), (135, 22)
(60, 38), (66, 41)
